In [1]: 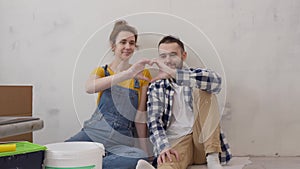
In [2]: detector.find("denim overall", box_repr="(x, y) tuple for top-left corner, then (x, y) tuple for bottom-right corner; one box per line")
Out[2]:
(84, 65), (139, 147)
(67, 65), (147, 169)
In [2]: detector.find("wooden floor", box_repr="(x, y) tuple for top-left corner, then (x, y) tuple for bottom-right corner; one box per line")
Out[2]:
(187, 157), (300, 169)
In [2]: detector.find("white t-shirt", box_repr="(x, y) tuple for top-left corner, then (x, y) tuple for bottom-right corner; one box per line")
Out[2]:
(166, 84), (194, 144)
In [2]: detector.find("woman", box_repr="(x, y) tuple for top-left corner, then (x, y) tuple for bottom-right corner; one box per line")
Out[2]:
(66, 20), (152, 169)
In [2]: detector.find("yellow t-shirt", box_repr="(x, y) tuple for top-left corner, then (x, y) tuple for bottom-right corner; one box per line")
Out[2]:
(91, 66), (152, 104)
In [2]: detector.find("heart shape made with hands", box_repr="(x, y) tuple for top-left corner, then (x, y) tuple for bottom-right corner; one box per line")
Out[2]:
(133, 59), (176, 83)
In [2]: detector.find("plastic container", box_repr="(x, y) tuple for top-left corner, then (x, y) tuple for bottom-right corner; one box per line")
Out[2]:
(0, 141), (46, 169)
(44, 142), (105, 169)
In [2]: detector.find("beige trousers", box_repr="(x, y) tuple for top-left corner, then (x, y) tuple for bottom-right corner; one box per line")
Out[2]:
(158, 89), (222, 169)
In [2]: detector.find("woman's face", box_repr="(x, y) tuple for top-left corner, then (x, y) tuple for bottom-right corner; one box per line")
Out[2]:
(112, 31), (136, 60)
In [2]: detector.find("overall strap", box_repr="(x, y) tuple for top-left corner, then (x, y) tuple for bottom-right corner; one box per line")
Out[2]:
(102, 65), (110, 77)
(134, 78), (140, 89)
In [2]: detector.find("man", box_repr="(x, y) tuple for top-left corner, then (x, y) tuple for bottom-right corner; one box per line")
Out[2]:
(139, 36), (231, 169)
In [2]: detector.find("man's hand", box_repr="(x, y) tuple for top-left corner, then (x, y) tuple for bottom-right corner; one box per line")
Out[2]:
(150, 59), (176, 82)
(157, 147), (180, 165)
(127, 59), (151, 81)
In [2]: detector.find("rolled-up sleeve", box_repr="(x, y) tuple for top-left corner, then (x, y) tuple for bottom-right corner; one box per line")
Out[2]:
(147, 82), (171, 154)
(176, 68), (222, 94)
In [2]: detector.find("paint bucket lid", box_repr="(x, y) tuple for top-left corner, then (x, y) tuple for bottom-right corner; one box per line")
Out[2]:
(45, 142), (105, 159)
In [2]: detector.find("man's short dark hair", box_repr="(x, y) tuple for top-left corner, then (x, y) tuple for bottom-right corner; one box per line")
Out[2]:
(158, 35), (185, 52)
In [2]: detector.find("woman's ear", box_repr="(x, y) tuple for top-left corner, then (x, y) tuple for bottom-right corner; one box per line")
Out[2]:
(111, 44), (116, 52)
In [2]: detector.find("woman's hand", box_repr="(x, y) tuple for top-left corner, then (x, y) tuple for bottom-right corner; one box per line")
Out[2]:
(126, 59), (151, 81)
(150, 59), (176, 82)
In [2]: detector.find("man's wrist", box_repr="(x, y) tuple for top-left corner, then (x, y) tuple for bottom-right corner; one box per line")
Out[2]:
(170, 69), (176, 79)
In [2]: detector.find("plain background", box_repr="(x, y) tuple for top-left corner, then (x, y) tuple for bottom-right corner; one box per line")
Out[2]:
(1, 0), (299, 157)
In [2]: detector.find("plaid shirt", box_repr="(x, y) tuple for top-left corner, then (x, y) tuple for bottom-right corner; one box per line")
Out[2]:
(147, 68), (232, 164)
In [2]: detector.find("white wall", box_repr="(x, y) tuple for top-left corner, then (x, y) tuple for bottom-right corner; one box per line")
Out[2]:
(1, 0), (299, 156)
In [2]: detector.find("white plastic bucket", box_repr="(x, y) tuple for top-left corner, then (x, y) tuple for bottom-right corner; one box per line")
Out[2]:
(44, 142), (105, 169)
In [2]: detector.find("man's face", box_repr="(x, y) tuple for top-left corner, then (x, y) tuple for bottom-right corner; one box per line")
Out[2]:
(158, 42), (187, 69)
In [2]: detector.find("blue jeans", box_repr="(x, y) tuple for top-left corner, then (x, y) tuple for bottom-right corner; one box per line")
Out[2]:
(66, 129), (147, 169)
(104, 145), (147, 169)
(65, 129), (93, 142)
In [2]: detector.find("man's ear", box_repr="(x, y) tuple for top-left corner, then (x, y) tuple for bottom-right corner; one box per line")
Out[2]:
(182, 51), (187, 61)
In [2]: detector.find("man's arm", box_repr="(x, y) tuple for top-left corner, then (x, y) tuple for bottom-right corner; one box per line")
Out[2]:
(176, 68), (222, 93)
(147, 82), (171, 154)
(150, 59), (221, 94)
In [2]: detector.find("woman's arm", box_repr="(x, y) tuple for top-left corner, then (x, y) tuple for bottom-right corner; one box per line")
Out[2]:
(85, 71), (131, 94)
(85, 59), (151, 94)
(135, 85), (150, 155)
